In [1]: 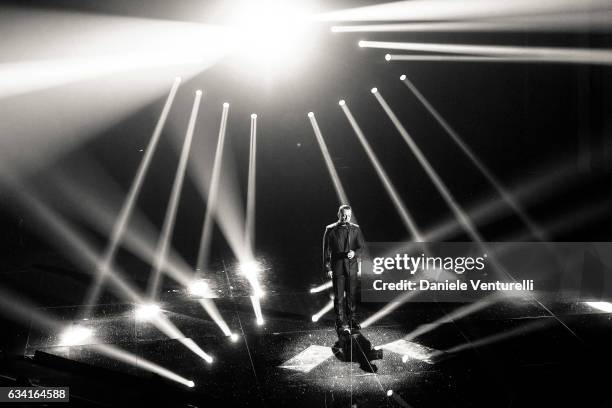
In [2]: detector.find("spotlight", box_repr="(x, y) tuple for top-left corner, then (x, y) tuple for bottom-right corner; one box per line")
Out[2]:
(188, 280), (209, 297)
(400, 74), (406, 81)
(585, 301), (612, 313)
(187, 381), (195, 388)
(311, 315), (319, 322)
(251, 113), (257, 119)
(387, 390), (394, 397)
(135, 303), (161, 321)
(338, 99), (346, 106)
(385, 54), (391, 61)
(256, 318), (264, 326)
(223, 102), (229, 108)
(59, 326), (93, 346)
(239, 261), (261, 276)
(227, 1), (314, 71)
(205, 355), (214, 364)
(195, 89), (203, 96)
(358, 40), (365, 47)
(371, 87), (378, 94)
(230, 333), (240, 342)
(307, 112), (314, 118)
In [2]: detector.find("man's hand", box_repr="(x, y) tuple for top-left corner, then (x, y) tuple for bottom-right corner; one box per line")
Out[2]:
(327, 270), (333, 279)
(347, 250), (355, 259)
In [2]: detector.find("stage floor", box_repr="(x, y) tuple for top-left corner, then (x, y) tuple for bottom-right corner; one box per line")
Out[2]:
(1, 261), (611, 407)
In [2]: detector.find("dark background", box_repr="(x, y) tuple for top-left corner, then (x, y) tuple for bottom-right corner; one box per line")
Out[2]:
(1, 0), (611, 299)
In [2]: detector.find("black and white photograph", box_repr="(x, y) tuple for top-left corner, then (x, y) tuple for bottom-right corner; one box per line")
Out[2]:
(0, 0), (611, 407)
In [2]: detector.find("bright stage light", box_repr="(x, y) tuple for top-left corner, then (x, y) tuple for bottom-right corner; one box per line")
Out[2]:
(339, 99), (346, 106)
(256, 317), (265, 326)
(195, 89), (203, 96)
(400, 74), (407, 80)
(371, 87), (378, 94)
(135, 303), (161, 321)
(187, 381), (195, 388)
(585, 301), (612, 313)
(385, 53), (391, 61)
(311, 315), (319, 322)
(240, 260), (265, 300)
(358, 40), (366, 47)
(230, 333), (240, 342)
(251, 113), (257, 119)
(223, 102), (230, 108)
(188, 280), (210, 297)
(387, 390), (394, 397)
(401, 355), (409, 363)
(238, 261), (265, 302)
(224, 0), (316, 73)
(308, 112), (314, 118)
(239, 261), (261, 276)
(60, 326), (93, 346)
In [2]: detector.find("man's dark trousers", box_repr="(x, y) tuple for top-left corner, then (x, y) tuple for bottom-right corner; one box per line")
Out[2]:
(332, 258), (358, 330)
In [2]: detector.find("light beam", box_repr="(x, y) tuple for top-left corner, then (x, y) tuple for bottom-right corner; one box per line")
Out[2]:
(399, 74), (547, 241)
(361, 41), (612, 65)
(135, 303), (161, 321)
(318, 0), (612, 23)
(252, 295), (265, 326)
(92, 343), (197, 387)
(0, 288), (196, 388)
(196, 102), (231, 271)
(59, 326), (94, 347)
(148, 90), (203, 299)
(340, 100), (423, 241)
(310, 280), (333, 294)
(585, 301), (612, 313)
(330, 12), (612, 33)
(311, 299), (334, 322)
(198, 299), (234, 338)
(431, 318), (554, 359)
(307, 112), (350, 205)
(245, 113), (258, 252)
(372, 89), (485, 243)
(83, 77), (182, 316)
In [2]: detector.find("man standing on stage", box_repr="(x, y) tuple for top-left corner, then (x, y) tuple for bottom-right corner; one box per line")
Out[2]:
(323, 205), (365, 335)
